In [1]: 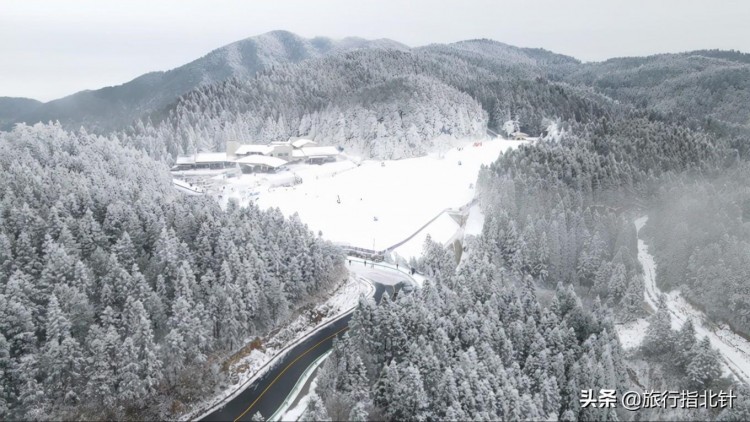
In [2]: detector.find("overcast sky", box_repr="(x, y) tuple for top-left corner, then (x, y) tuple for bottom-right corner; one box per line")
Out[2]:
(2, 0), (749, 101)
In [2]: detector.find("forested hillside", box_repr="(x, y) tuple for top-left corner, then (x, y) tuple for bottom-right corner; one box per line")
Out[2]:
(644, 165), (750, 336)
(1, 31), (407, 133)
(306, 108), (748, 419)
(124, 41), (617, 160)
(4, 30), (750, 422)
(566, 51), (750, 127)
(475, 116), (728, 313)
(0, 123), (345, 420)
(0, 97), (41, 129)
(308, 266), (627, 421)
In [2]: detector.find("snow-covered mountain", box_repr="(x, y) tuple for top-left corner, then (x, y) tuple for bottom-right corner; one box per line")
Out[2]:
(123, 38), (609, 160)
(565, 50), (750, 125)
(0, 97), (42, 128)
(3, 31), (407, 132)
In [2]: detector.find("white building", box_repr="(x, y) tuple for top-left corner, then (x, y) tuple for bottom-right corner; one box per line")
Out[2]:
(172, 138), (341, 176)
(291, 146), (340, 164)
(171, 152), (235, 172)
(290, 138), (317, 149)
(234, 144), (275, 157)
(231, 138), (340, 164)
(234, 155), (287, 173)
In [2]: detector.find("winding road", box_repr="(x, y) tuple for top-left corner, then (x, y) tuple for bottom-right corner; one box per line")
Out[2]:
(200, 261), (409, 421)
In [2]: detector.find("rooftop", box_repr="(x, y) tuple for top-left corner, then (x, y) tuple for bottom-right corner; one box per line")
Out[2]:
(175, 152), (229, 164)
(291, 138), (316, 149)
(234, 155), (287, 168)
(235, 144), (275, 156)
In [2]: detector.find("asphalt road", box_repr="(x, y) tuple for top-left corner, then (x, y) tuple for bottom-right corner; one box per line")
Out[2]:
(201, 280), (391, 422)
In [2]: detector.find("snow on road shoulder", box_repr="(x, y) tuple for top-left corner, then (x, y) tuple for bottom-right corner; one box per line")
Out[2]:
(280, 377), (319, 422)
(635, 216), (750, 385)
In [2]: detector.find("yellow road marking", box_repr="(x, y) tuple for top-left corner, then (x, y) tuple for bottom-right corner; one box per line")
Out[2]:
(233, 326), (349, 422)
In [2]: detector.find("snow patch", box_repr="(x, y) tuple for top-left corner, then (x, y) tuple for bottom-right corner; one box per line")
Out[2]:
(464, 204), (485, 237)
(615, 319), (649, 350)
(392, 212), (462, 262)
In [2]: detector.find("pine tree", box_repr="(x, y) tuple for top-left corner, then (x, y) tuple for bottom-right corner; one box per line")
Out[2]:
(717, 384), (750, 421)
(117, 337), (144, 404)
(389, 364), (429, 421)
(676, 319), (698, 370)
(303, 393), (331, 421)
(0, 334), (9, 418)
(124, 299), (162, 396)
(686, 337), (722, 388)
(348, 401), (369, 421)
(113, 232), (137, 269)
(0, 233), (12, 284)
(84, 325), (117, 407)
(641, 297), (674, 358)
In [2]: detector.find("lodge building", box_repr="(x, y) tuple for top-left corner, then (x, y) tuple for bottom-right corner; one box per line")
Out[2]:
(171, 137), (341, 175)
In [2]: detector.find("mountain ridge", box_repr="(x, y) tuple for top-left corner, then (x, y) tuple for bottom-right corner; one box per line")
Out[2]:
(4, 30), (750, 138)
(3, 30), (408, 132)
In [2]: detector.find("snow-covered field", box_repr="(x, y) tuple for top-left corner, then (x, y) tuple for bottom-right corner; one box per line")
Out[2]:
(173, 178), (205, 195)
(635, 216), (750, 385)
(220, 138), (521, 251)
(184, 275), (372, 421)
(391, 211), (462, 262)
(464, 204), (485, 237)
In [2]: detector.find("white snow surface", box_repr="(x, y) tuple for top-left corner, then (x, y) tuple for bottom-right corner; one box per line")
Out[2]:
(392, 212), (462, 262)
(635, 216), (750, 385)
(615, 319), (649, 350)
(464, 204), (485, 237)
(220, 138), (520, 250)
(173, 178), (205, 195)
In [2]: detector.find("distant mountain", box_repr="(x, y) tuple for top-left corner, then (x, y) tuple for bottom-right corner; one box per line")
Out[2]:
(124, 41), (614, 160)
(419, 38), (580, 72)
(0, 97), (42, 128)
(565, 51), (750, 126)
(7, 31), (750, 157)
(3, 30), (408, 132)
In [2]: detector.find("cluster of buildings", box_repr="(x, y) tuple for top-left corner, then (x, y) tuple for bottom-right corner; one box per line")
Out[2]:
(171, 138), (341, 175)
